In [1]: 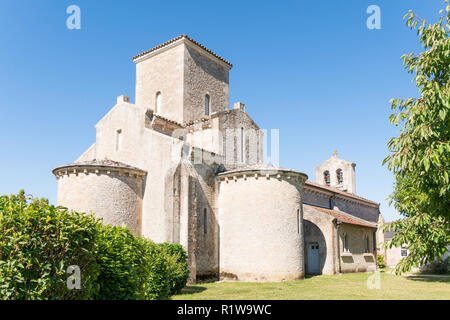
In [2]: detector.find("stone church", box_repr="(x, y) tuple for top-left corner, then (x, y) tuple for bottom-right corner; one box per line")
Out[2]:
(53, 35), (383, 283)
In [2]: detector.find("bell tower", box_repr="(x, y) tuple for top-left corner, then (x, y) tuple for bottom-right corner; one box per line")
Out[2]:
(314, 152), (357, 194)
(133, 35), (232, 124)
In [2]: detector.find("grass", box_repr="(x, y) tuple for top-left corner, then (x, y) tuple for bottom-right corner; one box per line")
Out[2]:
(172, 272), (450, 300)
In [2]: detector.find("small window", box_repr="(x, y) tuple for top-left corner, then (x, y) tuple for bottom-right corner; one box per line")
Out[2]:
(116, 129), (122, 151)
(297, 209), (300, 234)
(203, 208), (208, 234)
(204, 94), (210, 116)
(336, 169), (343, 185)
(342, 233), (349, 252)
(364, 235), (370, 253)
(155, 91), (162, 113)
(401, 247), (408, 257)
(324, 171), (330, 186)
(240, 127), (245, 164)
(372, 231), (377, 252)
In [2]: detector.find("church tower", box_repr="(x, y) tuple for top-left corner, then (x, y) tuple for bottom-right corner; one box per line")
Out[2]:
(133, 35), (232, 124)
(314, 153), (356, 194)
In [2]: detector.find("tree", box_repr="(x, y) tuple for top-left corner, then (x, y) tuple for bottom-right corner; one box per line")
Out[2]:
(383, 1), (450, 274)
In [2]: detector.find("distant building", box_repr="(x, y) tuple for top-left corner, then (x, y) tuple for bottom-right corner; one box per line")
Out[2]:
(380, 221), (409, 268)
(380, 220), (449, 270)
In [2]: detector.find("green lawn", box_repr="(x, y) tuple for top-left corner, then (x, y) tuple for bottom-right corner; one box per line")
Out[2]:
(172, 272), (450, 300)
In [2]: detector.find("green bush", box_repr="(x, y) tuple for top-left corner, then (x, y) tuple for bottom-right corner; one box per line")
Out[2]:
(0, 191), (189, 300)
(423, 257), (449, 275)
(159, 242), (189, 295)
(0, 191), (100, 300)
(137, 238), (171, 300)
(93, 225), (143, 300)
(377, 254), (387, 269)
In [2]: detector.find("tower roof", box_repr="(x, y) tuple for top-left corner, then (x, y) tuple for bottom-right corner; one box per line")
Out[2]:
(132, 34), (233, 68)
(52, 159), (147, 177)
(314, 156), (356, 171)
(217, 163), (308, 181)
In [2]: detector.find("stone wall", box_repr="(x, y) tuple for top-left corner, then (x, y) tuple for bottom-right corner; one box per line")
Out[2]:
(135, 43), (185, 122)
(191, 162), (220, 280)
(303, 183), (380, 223)
(139, 130), (184, 243)
(303, 205), (336, 275)
(94, 98), (145, 166)
(184, 117), (222, 155)
(54, 165), (145, 235)
(303, 188), (332, 208)
(338, 224), (377, 273)
(183, 44), (229, 122)
(333, 197), (379, 223)
(217, 168), (307, 281)
(219, 110), (263, 167)
(135, 40), (230, 124)
(93, 97), (187, 243)
(184, 109), (263, 167)
(385, 246), (405, 268)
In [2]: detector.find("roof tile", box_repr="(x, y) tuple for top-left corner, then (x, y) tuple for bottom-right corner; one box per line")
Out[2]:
(305, 180), (379, 206)
(305, 204), (377, 228)
(133, 34), (233, 68)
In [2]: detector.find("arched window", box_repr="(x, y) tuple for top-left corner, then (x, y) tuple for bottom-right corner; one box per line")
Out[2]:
(336, 169), (343, 185)
(203, 208), (208, 234)
(204, 94), (210, 116)
(324, 171), (330, 186)
(155, 91), (162, 113)
(115, 129), (122, 151)
(342, 233), (349, 252)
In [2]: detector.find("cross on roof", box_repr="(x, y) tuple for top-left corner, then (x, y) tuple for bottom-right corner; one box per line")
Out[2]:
(333, 150), (338, 157)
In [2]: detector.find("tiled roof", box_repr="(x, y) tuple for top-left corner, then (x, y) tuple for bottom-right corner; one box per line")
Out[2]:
(304, 180), (379, 206)
(305, 204), (377, 229)
(132, 34), (233, 68)
(183, 117), (211, 127)
(153, 114), (183, 127)
(381, 221), (397, 239)
(384, 229), (396, 240)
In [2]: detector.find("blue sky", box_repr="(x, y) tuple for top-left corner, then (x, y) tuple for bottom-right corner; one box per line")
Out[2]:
(0, 0), (444, 222)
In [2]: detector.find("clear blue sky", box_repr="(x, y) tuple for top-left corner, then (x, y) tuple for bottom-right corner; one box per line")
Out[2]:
(0, 0), (444, 222)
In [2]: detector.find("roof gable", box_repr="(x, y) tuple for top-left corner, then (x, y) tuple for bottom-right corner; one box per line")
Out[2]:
(132, 34), (233, 68)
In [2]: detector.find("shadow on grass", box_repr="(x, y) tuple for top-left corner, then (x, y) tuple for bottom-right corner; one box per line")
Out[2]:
(304, 274), (321, 280)
(177, 286), (208, 296)
(406, 275), (450, 284)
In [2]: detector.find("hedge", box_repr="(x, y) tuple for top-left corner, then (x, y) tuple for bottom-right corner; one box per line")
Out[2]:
(158, 242), (190, 295)
(0, 191), (189, 300)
